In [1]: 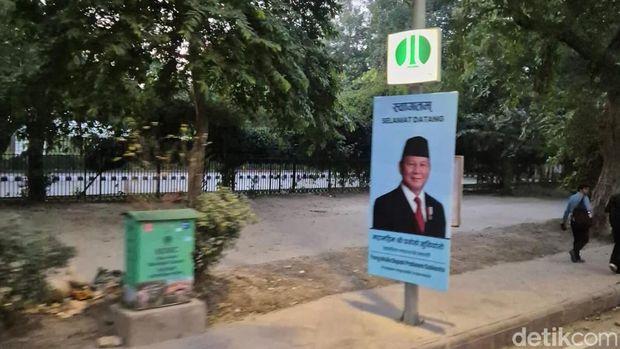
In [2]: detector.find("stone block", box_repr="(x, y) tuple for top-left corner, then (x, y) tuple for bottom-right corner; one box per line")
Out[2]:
(111, 299), (207, 347)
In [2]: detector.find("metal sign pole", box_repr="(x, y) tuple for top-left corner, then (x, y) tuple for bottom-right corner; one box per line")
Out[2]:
(402, 0), (426, 326)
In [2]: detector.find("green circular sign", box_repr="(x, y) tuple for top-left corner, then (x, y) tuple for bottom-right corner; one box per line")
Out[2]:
(395, 35), (431, 66)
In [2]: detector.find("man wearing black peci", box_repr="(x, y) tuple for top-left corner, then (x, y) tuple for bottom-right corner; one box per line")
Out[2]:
(372, 136), (446, 238)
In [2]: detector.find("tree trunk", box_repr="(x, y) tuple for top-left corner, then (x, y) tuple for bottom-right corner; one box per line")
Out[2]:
(26, 119), (47, 202)
(500, 158), (514, 195)
(187, 78), (209, 208)
(186, 35), (211, 208)
(220, 164), (236, 191)
(187, 132), (207, 207)
(591, 92), (620, 236)
(0, 121), (17, 154)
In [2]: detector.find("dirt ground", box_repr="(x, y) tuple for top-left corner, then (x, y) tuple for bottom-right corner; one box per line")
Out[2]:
(1, 217), (605, 349)
(205, 219), (604, 324)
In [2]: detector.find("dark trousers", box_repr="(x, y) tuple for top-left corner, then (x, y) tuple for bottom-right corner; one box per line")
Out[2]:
(571, 222), (589, 259)
(610, 227), (620, 268)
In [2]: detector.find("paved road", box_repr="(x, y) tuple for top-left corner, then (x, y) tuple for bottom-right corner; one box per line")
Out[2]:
(218, 193), (565, 268)
(8, 193), (565, 278)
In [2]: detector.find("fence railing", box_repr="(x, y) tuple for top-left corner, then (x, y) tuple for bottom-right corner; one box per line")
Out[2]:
(0, 154), (370, 200)
(0, 153), (562, 201)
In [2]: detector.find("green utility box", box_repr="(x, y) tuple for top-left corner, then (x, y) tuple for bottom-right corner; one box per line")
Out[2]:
(123, 209), (199, 310)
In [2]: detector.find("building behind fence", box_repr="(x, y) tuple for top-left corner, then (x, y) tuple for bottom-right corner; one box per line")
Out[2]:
(0, 153), (370, 200)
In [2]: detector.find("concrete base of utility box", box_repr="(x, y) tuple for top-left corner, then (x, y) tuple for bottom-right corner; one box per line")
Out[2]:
(111, 298), (207, 347)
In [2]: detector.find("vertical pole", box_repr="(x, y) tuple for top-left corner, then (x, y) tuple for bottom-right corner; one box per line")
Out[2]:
(291, 161), (297, 193)
(156, 162), (162, 198)
(328, 165), (332, 191)
(402, 0), (426, 327)
(412, 0), (426, 30)
(98, 153), (102, 201)
(81, 143), (86, 199)
(269, 162), (273, 192)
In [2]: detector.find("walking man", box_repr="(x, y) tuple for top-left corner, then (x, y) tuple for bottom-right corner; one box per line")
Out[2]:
(606, 192), (620, 272)
(561, 184), (593, 263)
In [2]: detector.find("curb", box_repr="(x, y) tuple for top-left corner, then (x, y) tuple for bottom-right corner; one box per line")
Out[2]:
(415, 284), (620, 349)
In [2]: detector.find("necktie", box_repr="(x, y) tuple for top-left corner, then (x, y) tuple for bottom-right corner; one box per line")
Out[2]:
(414, 196), (425, 234)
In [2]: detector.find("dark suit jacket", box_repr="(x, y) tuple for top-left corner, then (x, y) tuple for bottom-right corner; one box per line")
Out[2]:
(607, 193), (620, 228)
(372, 187), (446, 238)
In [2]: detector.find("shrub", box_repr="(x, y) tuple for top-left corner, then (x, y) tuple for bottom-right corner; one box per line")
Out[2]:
(0, 213), (75, 328)
(193, 188), (255, 281)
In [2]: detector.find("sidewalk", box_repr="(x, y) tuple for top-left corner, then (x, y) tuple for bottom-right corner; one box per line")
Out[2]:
(143, 245), (619, 349)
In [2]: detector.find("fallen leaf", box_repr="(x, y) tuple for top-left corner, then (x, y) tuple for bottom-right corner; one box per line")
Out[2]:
(71, 288), (94, 301)
(96, 335), (122, 348)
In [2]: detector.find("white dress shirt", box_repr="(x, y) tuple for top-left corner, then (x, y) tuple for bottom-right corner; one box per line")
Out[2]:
(400, 184), (426, 221)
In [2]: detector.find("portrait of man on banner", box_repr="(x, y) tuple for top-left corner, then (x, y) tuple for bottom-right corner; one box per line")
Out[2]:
(372, 136), (446, 238)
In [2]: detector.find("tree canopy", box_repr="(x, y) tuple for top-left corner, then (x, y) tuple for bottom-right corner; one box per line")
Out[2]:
(476, 0), (620, 228)
(1, 0), (344, 204)
(2, 0), (619, 230)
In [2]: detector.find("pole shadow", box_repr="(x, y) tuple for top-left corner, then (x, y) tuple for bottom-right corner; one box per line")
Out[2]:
(344, 288), (455, 335)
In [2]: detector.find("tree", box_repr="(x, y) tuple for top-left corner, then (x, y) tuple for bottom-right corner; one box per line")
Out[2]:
(1, 1), (343, 204)
(366, 0), (411, 70)
(488, 0), (620, 231)
(99, 0), (342, 206)
(328, 0), (412, 166)
(332, 0), (481, 176)
(441, 1), (553, 192)
(329, 0), (370, 82)
(1, 1), (63, 200)
(0, 1), (151, 201)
